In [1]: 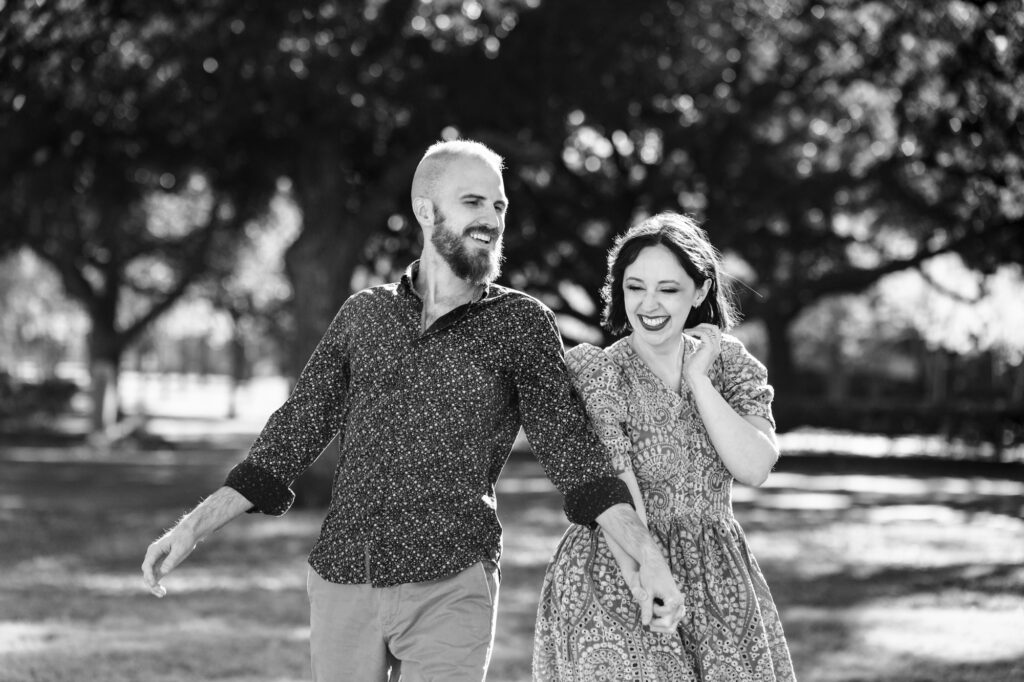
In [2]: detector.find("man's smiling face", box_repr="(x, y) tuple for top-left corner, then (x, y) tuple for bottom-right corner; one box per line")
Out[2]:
(429, 156), (508, 285)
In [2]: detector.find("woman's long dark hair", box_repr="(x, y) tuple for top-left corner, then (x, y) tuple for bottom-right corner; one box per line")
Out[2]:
(601, 212), (739, 336)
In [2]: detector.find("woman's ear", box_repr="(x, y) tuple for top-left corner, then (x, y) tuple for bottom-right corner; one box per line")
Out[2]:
(693, 279), (712, 308)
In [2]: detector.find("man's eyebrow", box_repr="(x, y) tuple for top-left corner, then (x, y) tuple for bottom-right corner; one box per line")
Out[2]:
(459, 192), (508, 207)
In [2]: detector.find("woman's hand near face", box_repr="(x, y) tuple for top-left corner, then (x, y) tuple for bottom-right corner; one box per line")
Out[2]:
(683, 323), (722, 384)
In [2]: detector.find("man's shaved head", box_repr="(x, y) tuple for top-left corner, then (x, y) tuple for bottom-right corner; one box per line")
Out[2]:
(410, 139), (505, 205)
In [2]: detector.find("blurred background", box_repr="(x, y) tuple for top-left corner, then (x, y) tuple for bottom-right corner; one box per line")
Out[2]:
(1, 1), (1022, 681)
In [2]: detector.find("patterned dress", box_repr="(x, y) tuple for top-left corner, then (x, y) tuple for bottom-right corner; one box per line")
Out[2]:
(533, 336), (796, 681)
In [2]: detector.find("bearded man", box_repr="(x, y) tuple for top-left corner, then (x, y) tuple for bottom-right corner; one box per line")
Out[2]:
(142, 139), (684, 682)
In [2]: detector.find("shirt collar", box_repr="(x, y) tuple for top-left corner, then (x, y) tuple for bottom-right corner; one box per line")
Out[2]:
(399, 260), (493, 302)
(399, 261), (420, 298)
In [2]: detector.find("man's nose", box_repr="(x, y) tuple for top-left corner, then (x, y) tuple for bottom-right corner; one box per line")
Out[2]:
(477, 211), (502, 231)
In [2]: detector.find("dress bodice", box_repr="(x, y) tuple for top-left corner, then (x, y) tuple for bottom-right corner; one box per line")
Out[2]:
(565, 336), (775, 526)
(537, 335), (794, 682)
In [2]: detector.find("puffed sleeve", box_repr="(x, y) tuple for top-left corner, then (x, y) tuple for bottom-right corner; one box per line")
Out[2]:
(714, 335), (776, 430)
(565, 343), (632, 474)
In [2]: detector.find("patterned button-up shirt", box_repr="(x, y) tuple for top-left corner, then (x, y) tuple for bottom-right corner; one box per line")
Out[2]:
(224, 262), (630, 586)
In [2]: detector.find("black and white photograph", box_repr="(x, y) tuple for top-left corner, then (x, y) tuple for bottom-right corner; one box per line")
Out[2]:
(1, 1), (1022, 680)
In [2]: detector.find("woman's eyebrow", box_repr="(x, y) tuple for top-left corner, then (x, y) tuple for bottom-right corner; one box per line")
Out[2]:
(625, 276), (681, 285)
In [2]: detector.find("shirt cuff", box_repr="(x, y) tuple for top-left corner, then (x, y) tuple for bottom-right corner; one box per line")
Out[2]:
(224, 460), (295, 516)
(563, 477), (632, 528)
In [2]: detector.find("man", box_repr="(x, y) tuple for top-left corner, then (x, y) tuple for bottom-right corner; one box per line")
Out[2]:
(142, 139), (684, 681)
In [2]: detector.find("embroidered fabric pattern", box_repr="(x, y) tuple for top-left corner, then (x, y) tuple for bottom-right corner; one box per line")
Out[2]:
(534, 337), (795, 681)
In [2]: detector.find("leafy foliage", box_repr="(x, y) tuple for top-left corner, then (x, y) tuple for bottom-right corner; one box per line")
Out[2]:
(2, 0), (1021, 392)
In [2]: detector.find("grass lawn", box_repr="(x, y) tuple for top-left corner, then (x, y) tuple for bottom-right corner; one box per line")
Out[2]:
(1, 437), (1023, 681)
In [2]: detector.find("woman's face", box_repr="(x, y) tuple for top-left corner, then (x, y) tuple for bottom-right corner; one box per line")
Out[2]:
(622, 244), (710, 348)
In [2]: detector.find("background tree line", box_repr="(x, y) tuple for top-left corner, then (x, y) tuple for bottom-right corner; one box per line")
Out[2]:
(2, 0), (1022, 451)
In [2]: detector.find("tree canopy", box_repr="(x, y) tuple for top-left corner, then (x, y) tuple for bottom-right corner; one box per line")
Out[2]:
(2, 0), (1021, 409)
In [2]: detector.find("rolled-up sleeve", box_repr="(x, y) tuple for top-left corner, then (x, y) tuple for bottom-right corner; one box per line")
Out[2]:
(513, 305), (631, 526)
(224, 298), (353, 515)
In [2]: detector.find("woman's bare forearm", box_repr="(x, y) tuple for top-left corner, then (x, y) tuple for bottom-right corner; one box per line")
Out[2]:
(687, 374), (779, 486)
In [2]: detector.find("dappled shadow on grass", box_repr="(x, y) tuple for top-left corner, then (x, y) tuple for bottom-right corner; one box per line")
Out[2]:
(1, 619), (310, 682)
(490, 456), (1024, 682)
(783, 605), (1024, 682)
(774, 452), (1024, 479)
(0, 512), (318, 681)
(737, 469), (1024, 680)
(764, 561), (1024, 609)
(1, 448), (1023, 681)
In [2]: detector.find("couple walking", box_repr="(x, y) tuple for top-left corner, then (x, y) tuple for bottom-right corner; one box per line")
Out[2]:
(141, 139), (794, 681)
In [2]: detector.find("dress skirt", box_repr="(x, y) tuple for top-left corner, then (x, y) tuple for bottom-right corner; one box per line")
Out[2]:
(533, 513), (795, 682)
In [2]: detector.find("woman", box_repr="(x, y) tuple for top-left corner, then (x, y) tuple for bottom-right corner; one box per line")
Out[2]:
(533, 212), (795, 681)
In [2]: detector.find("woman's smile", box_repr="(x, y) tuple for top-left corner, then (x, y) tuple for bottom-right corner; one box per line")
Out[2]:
(637, 314), (670, 331)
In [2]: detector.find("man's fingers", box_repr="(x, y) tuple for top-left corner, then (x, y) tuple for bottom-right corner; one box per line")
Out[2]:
(142, 537), (190, 598)
(141, 543), (165, 587)
(627, 573), (654, 625)
(649, 596), (685, 632)
(636, 589), (654, 626)
(141, 544), (169, 597)
(652, 596), (682, 618)
(160, 545), (188, 577)
(648, 615), (677, 634)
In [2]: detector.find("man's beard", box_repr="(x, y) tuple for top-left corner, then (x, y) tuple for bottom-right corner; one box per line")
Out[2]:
(430, 209), (503, 285)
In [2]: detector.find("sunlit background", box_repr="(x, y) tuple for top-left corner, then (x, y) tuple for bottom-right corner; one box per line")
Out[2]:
(2, 1), (1022, 680)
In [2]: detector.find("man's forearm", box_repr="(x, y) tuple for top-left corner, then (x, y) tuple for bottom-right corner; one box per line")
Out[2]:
(596, 502), (662, 564)
(142, 486), (255, 597)
(597, 501), (685, 631)
(175, 486), (254, 541)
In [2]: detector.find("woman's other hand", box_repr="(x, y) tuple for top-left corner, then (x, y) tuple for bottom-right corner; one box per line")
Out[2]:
(683, 323), (722, 384)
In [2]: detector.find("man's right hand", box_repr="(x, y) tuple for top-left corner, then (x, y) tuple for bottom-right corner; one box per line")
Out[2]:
(141, 525), (198, 598)
(140, 486), (254, 598)
(595, 502), (686, 632)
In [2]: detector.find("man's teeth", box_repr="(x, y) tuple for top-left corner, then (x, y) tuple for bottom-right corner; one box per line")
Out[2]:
(469, 232), (491, 243)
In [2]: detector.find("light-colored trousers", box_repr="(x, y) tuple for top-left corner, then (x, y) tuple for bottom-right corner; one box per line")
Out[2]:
(306, 562), (500, 682)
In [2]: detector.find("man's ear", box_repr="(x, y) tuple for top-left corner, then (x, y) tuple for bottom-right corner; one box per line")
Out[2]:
(412, 197), (434, 227)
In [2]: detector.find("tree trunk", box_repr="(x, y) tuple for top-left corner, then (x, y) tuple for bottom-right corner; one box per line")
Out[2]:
(824, 331), (849, 403)
(226, 310), (248, 420)
(86, 324), (124, 435)
(285, 151), (368, 380)
(284, 227), (350, 379)
(925, 350), (950, 404)
(1009, 360), (1024, 404)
